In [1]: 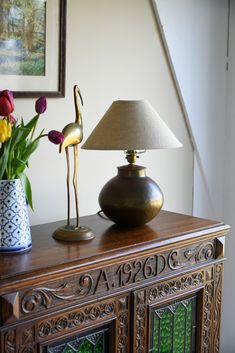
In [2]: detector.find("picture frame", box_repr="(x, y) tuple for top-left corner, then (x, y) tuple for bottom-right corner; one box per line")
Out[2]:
(0, 0), (66, 98)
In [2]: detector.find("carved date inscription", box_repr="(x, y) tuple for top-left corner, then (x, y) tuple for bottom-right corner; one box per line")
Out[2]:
(20, 240), (215, 316)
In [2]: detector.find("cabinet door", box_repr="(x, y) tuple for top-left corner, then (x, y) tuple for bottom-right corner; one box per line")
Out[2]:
(132, 264), (223, 353)
(37, 295), (129, 353)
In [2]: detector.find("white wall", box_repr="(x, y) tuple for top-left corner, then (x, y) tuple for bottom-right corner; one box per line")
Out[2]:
(12, 0), (193, 226)
(155, 1), (235, 352)
(222, 1), (235, 351)
(155, 0), (228, 221)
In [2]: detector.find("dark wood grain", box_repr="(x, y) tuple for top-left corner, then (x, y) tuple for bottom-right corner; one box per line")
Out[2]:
(0, 210), (228, 281)
(0, 210), (229, 353)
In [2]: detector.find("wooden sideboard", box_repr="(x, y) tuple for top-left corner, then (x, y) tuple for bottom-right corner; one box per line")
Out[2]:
(0, 210), (230, 353)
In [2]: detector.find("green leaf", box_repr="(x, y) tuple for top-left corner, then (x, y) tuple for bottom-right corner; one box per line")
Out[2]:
(10, 115), (39, 151)
(25, 115), (39, 139)
(19, 173), (33, 211)
(0, 139), (11, 179)
(1, 114), (41, 182)
(24, 115), (39, 131)
(14, 159), (27, 176)
(9, 125), (31, 151)
(22, 139), (40, 162)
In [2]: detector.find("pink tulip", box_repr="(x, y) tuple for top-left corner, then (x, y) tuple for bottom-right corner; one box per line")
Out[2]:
(0, 90), (14, 116)
(35, 96), (47, 114)
(48, 130), (64, 144)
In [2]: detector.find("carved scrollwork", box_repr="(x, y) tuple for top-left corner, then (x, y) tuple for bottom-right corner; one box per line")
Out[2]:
(38, 301), (115, 338)
(118, 313), (128, 351)
(202, 282), (214, 353)
(4, 330), (16, 353)
(21, 274), (93, 314)
(185, 241), (214, 262)
(197, 242), (214, 261)
(18, 240), (215, 318)
(213, 263), (223, 353)
(168, 241), (215, 270)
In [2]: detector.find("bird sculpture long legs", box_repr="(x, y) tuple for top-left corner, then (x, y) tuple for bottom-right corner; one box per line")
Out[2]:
(53, 85), (94, 241)
(65, 145), (79, 228)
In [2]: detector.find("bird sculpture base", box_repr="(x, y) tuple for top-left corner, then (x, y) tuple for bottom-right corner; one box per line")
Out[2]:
(53, 225), (94, 241)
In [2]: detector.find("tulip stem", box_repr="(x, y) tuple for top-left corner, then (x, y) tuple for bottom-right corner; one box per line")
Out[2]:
(33, 133), (47, 142)
(30, 114), (39, 139)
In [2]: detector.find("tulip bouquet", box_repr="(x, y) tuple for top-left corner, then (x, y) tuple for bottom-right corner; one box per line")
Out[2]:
(0, 90), (64, 209)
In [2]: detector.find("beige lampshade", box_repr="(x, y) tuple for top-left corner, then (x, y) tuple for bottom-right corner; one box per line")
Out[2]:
(82, 100), (182, 150)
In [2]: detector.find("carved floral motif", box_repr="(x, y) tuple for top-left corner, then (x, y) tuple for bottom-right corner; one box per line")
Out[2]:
(38, 301), (115, 338)
(148, 272), (204, 303)
(135, 291), (146, 353)
(117, 296), (129, 353)
(1, 262), (225, 353)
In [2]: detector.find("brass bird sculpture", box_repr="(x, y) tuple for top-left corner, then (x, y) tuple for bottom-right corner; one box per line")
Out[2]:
(53, 85), (94, 241)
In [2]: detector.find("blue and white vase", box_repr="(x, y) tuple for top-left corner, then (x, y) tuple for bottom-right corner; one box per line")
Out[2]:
(0, 179), (32, 253)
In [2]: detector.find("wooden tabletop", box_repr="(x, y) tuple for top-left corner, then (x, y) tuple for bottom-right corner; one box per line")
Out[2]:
(0, 210), (229, 281)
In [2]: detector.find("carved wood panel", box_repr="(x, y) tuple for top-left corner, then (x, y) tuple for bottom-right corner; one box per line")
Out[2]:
(116, 296), (129, 353)
(134, 269), (205, 353)
(213, 263), (223, 353)
(135, 290), (147, 353)
(0, 245), (225, 353)
(37, 299), (116, 340)
(15, 239), (215, 321)
(202, 281), (214, 353)
(133, 264), (223, 353)
(3, 330), (15, 353)
(1, 294), (130, 353)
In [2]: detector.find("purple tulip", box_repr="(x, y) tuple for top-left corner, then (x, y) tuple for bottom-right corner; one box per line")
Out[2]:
(48, 130), (64, 145)
(35, 96), (47, 114)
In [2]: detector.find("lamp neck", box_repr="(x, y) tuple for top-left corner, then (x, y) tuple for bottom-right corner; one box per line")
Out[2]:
(125, 150), (139, 164)
(118, 164), (146, 177)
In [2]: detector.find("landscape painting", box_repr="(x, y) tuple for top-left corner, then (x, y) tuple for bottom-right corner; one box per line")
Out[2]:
(0, 0), (46, 76)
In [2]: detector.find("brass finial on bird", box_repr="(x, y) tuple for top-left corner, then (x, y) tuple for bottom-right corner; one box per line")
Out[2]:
(53, 85), (94, 241)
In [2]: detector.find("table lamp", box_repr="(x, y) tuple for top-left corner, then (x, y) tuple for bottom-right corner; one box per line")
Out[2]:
(82, 100), (182, 226)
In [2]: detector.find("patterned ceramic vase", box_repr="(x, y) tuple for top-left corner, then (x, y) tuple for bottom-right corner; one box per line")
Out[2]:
(0, 179), (32, 253)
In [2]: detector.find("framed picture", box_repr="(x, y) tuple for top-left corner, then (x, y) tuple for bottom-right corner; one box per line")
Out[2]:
(0, 0), (66, 98)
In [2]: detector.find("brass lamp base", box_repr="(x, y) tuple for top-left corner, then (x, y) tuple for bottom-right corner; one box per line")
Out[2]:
(99, 164), (164, 227)
(53, 225), (94, 241)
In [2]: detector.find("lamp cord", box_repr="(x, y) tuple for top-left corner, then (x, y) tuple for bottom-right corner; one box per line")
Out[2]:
(97, 210), (110, 220)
